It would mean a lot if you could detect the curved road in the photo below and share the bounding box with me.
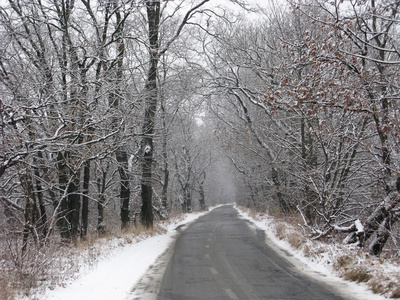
[134,205,348,300]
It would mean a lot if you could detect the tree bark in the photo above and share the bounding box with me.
[198,172,207,210]
[112,7,131,230]
[33,157,48,239]
[81,160,90,239]
[21,171,40,253]
[97,168,107,235]
[56,152,71,241]
[117,149,130,229]
[140,1,161,228]
[67,167,81,245]
[160,89,169,213]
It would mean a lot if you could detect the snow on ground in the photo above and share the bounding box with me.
[34,210,211,300]
[235,205,390,300]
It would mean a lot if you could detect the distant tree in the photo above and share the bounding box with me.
[170,112,212,212]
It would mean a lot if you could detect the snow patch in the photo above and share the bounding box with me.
[355,219,364,233]
[144,145,151,154]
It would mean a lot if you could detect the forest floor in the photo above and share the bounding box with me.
[8,204,400,299]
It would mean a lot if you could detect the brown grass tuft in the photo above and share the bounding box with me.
[248,207,259,219]
[369,276,389,295]
[368,275,400,298]
[0,276,15,300]
[287,232,306,249]
[333,254,356,271]
[342,266,373,283]
[391,286,400,298]
[274,222,287,240]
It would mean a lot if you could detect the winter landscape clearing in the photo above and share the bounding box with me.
[28,205,395,300]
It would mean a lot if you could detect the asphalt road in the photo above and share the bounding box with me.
[149,205,347,300]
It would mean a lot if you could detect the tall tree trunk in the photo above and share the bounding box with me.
[109,7,131,230]
[33,155,48,239]
[199,183,206,210]
[160,90,169,213]
[117,150,130,229]
[57,152,71,241]
[363,58,397,255]
[139,0,210,226]
[21,171,40,253]
[97,167,107,235]
[67,168,81,245]
[22,196,34,254]
[300,115,314,225]
[184,184,192,213]
[35,152,57,244]
[140,1,161,228]
[55,151,81,245]
[81,160,90,239]
[198,172,207,210]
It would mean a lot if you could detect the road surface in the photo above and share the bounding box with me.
[133,205,348,300]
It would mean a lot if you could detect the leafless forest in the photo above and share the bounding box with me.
[1,0,400,296]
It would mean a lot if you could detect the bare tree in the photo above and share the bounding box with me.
[139,0,211,228]
[293,0,400,255]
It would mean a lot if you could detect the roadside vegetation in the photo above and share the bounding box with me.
[0,211,186,299]
[239,206,400,299]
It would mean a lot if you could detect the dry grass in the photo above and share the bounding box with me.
[287,232,306,249]
[368,275,400,298]
[273,220,306,249]
[0,219,172,299]
[369,276,391,294]
[333,254,356,271]
[274,222,287,240]
[303,244,326,258]
[391,286,400,298]
[165,210,185,223]
[245,207,259,219]
[342,266,373,283]
[0,274,15,300]
[127,223,167,236]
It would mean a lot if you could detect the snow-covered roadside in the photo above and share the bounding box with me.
[28,210,211,300]
[24,204,396,300]
[235,205,391,300]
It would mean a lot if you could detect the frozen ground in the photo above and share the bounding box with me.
[30,204,393,300]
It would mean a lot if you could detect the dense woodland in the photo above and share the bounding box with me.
[1,0,400,290]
